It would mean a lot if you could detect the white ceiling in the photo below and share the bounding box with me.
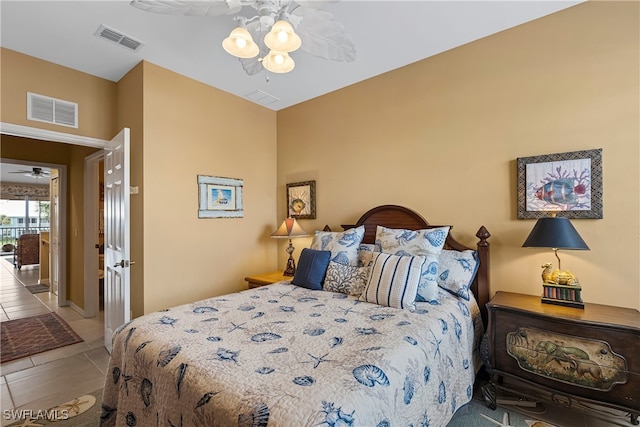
[1,163,51,185]
[0,0,583,111]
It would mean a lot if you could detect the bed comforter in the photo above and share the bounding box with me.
[101,283,484,426]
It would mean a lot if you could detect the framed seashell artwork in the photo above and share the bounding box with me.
[286,180,316,219]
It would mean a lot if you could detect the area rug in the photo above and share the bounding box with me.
[0,312,84,363]
[6,389,102,427]
[26,284,50,294]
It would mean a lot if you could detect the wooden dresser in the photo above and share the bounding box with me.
[482,291,640,425]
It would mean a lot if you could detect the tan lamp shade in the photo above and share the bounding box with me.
[264,20,301,53]
[222,27,259,58]
[271,217,308,238]
[262,50,295,73]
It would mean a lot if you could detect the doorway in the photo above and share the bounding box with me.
[1,123,110,314]
[0,157,68,305]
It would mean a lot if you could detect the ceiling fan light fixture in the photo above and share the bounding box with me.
[262,50,295,73]
[222,27,259,58]
[264,20,301,53]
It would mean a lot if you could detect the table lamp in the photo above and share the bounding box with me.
[522,214,589,308]
[271,217,309,276]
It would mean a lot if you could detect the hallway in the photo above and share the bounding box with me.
[0,255,107,425]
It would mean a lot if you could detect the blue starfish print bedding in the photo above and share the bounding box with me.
[101,283,483,426]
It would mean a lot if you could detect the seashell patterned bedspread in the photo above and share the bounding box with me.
[100,283,484,426]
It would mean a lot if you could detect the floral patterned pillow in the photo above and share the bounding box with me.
[375,225,450,303]
[323,261,371,297]
[310,225,365,266]
[357,243,378,267]
[437,249,479,301]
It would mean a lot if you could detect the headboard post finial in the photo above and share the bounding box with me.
[476,226,490,248]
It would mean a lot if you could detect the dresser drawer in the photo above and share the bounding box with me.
[485,292,640,421]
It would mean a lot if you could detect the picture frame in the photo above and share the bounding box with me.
[198,175,243,218]
[286,180,316,219]
[517,148,602,219]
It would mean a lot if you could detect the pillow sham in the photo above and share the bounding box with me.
[357,243,378,267]
[437,249,479,301]
[291,248,332,290]
[323,261,371,297]
[310,225,364,266]
[359,252,425,310]
[375,225,450,303]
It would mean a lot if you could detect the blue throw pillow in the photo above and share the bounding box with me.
[292,248,332,290]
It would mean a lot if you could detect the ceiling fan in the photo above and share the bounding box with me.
[8,167,51,179]
[130,0,356,75]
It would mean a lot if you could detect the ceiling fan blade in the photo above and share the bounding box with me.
[130,0,247,16]
[294,8,356,62]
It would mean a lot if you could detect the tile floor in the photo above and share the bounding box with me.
[0,255,107,427]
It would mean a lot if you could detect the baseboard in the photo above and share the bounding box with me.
[38,279,50,285]
[68,301,86,317]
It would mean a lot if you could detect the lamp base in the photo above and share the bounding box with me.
[541,282,584,309]
[283,256,296,276]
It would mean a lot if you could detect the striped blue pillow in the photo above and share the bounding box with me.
[359,252,425,310]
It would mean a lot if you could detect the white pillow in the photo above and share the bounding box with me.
[359,252,425,310]
[375,225,450,303]
[323,261,371,297]
[310,225,364,266]
[437,249,479,301]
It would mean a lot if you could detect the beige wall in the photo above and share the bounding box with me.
[0,48,117,140]
[116,62,145,317]
[138,62,278,313]
[277,1,640,309]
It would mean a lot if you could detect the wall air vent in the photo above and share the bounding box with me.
[27,92,78,128]
[94,24,144,52]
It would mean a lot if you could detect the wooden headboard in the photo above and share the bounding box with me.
[341,205,491,326]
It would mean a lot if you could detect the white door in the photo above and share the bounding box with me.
[50,173,60,295]
[104,128,131,353]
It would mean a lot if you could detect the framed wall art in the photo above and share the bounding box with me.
[286,180,316,219]
[517,148,602,219]
[198,175,244,218]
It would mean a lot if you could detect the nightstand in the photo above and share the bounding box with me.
[244,271,291,289]
[482,291,640,425]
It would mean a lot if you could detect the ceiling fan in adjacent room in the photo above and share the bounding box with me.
[130,0,356,75]
[8,167,51,179]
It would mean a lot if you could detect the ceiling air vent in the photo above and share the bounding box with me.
[94,24,144,52]
[245,90,280,106]
[27,92,78,128]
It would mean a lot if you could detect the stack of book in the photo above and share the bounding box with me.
[541,282,584,308]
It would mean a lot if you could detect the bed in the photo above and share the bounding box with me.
[100,205,491,426]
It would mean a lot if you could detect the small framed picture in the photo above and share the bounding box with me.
[198,175,243,218]
[286,180,316,219]
[517,149,602,219]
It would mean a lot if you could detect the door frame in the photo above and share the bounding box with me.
[83,150,103,317]
[1,122,109,310]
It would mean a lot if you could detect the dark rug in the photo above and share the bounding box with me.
[0,312,84,363]
[26,284,50,294]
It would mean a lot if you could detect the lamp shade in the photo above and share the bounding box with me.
[264,20,301,53]
[522,216,589,250]
[271,217,308,238]
[262,50,295,73]
[222,27,259,58]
